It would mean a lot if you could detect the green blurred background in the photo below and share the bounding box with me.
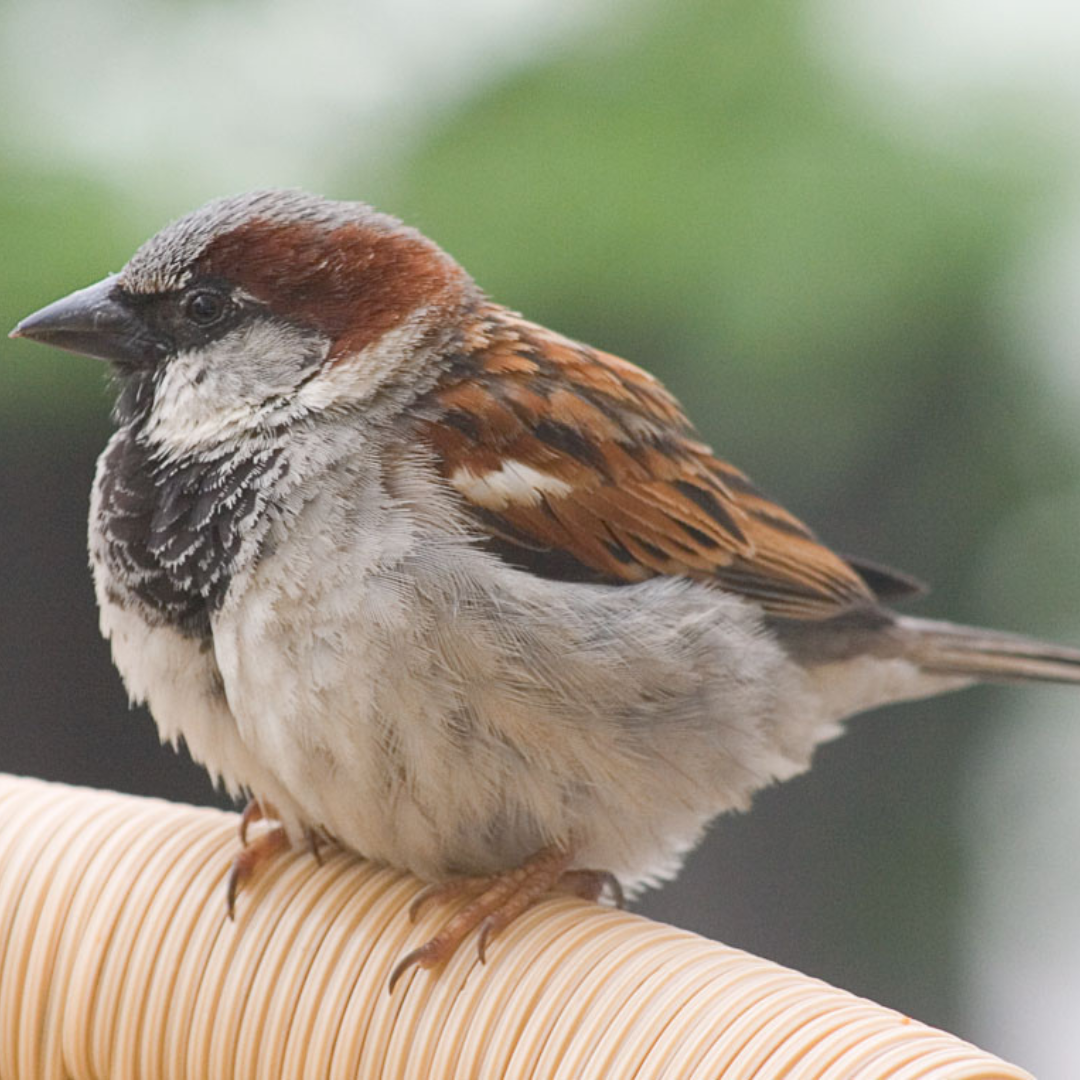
[3,0,1080,1073]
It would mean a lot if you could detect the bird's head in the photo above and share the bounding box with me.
[11,189,475,452]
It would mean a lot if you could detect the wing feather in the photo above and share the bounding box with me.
[420,307,874,620]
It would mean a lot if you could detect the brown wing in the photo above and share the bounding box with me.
[419,307,873,620]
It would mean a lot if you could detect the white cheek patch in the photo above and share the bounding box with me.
[143,305,446,458]
[146,357,261,454]
[449,460,573,510]
[145,321,328,456]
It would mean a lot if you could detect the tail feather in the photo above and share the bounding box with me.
[898,615,1080,686]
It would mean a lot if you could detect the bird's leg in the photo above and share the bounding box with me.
[230,797,309,910]
[229,797,334,915]
[238,796,278,846]
[306,826,327,865]
[388,846,623,992]
[226,826,290,917]
[557,869,626,908]
[406,873,498,922]
[228,800,334,916]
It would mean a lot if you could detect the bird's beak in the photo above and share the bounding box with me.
[9,276,161,367]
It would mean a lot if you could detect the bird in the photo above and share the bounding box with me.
[11,189,1080,990]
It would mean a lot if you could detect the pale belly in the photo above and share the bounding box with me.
[206,533,814,892]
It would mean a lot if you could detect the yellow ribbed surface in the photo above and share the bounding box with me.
[0,775,1031,1079]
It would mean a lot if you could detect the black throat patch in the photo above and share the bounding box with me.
[95,430,286,638]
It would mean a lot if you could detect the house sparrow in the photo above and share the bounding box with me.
[11,189,1080,989]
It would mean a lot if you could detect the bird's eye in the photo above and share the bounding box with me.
[184,289,228,326]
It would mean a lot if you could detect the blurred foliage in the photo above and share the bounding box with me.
[1,171,148,425]
[2,0,1077,1050]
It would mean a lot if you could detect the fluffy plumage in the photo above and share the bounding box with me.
[12,189,1080,964]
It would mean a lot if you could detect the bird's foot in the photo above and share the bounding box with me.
[226,824,290,917]
[227,797,326,915]
[238,796,278,845]
[557,868,626,907]
[388,846,623,992]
